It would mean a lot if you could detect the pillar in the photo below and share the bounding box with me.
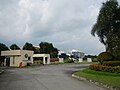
[4,57,6,66]
[43,57,46,64]
[47,55,50,64]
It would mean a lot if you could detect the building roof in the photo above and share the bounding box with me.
[71,49,84,54]
[1,50,33,56]
[71,49,80,52]
[33,46,40,49]
[33,54,50,57]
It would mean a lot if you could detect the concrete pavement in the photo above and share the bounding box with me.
[0,64,109,90]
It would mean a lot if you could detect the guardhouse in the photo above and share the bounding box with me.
[1,50,34,67]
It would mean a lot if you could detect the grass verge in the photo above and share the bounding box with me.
[74,68,120,88]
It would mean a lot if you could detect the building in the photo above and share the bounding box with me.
[71,49,85,59]
[1,50,34,67]
[58,51,68,59]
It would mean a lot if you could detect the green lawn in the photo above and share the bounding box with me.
[74,68,120,88]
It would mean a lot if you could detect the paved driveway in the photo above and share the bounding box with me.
[0,64,109,90]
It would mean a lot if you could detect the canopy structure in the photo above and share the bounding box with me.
[33,54,50,64]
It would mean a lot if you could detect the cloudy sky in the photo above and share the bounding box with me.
[0,0,114,55]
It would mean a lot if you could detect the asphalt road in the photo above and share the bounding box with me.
[0,64,109,90]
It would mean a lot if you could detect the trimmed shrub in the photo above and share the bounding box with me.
[64,59,74,63]
[92,58,98,62]
[97,52,113,65]
[103,61,120,67]
[89,64,120,73]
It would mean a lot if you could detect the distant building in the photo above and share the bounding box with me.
[71,49,85,59]
[58,49,85,60]
[58,51,68,59]
[33,46,40,54]
[33,46,39,50]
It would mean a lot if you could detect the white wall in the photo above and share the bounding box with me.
[87,58,92,62]
[59,58,64,63]
[10,56,22,67]
[79,58,83,62]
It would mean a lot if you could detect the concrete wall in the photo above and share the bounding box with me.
[20,50,34,64]
[10,56,22,67]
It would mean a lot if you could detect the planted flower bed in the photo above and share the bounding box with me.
[89,64,120,73]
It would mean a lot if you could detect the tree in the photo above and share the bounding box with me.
[0,43,9,52]
[110,7,120,58]
[39,42,58,58]
[34,46,40,54]
[52,48,58,58]
[10,44,20,50]
[91,0,120,58]
[23,42,35,51]
[0,43,9,66]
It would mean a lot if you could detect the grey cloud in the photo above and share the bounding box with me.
[0,0,106,54]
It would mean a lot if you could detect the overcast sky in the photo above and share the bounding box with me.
[0,0,115,55]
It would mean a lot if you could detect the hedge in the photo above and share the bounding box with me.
[89,64,120,73]
[64,59,74,63]
[103,61,120,67]
[97,52,113,65]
